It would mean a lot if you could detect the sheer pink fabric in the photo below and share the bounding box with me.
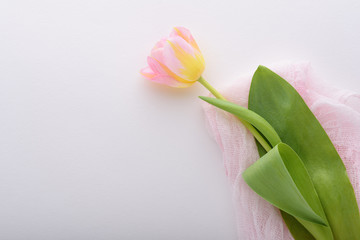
[202,62,360,240]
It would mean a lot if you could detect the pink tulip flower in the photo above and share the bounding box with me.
[140,27,205,88]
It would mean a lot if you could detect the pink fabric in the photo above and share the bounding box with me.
[202,62,360,240]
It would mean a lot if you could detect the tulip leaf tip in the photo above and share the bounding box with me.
[199,96,212,101]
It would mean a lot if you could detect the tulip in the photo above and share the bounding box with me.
[140,27,205,88]
[141,27,271,152]
[141,28,360,239]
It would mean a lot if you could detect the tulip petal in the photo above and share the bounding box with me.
[148,54,193,84]
[162,36,205,82]
[151,37,167,52]
[150,48,165,65]
[140,64,193,88]
[171,26,201,52]
[147,56,168,76]
[140,66,156,79]
[150,74,193,88]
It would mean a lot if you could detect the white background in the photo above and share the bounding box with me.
[1,0,360,239]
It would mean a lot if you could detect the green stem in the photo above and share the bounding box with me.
[197,76,272,152]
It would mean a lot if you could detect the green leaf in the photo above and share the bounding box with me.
[255,139,316,239]
[249,66,360,239]
[244,143,333,239]
[256,142,317,239]
[200,95,332,239]
[199,96,281,147]
[281,212,316,240]
[243,143,327,226]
